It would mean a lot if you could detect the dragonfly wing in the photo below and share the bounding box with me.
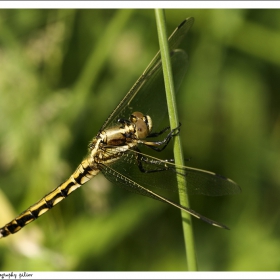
[101,149,241,197]
[102,50,188,133]
[180,166,241,196]
[100,153,231,229]
[101,17,194,132]
[136,151,241,196]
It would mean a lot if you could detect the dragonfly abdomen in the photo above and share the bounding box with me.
[0,159,99,238]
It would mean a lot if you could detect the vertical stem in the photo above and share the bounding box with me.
[154,9,197,271]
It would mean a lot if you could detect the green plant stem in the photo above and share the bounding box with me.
[154,9,198,271]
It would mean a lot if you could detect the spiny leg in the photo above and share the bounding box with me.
[134,124,180,173]
[141,124,181,152]
[146,126,171,138]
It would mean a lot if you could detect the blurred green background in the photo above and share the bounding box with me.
[0,9,280,271]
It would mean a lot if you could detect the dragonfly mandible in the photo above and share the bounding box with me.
[0,17,241,239]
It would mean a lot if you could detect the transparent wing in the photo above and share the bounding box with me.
[99,162,231,229]
[99,148,241,197]
[101,17,194,132]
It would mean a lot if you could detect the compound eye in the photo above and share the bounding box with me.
[130,111,143,123]
[130,112,150,139]
[135,118,149,139]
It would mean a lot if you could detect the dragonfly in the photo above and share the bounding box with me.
[0,17,241,239]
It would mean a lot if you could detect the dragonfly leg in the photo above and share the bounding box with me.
[148,123,182,138]
[141,124,181,152]
[146,126,170,138]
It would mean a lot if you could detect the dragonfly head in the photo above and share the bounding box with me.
[130,111,152,139]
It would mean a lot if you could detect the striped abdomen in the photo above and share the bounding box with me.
[0,158,98,238]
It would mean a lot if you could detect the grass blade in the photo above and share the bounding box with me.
[154,9,197,271]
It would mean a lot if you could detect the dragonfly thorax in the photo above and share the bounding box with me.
[89,111,152,152]
[88,112,153,165]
